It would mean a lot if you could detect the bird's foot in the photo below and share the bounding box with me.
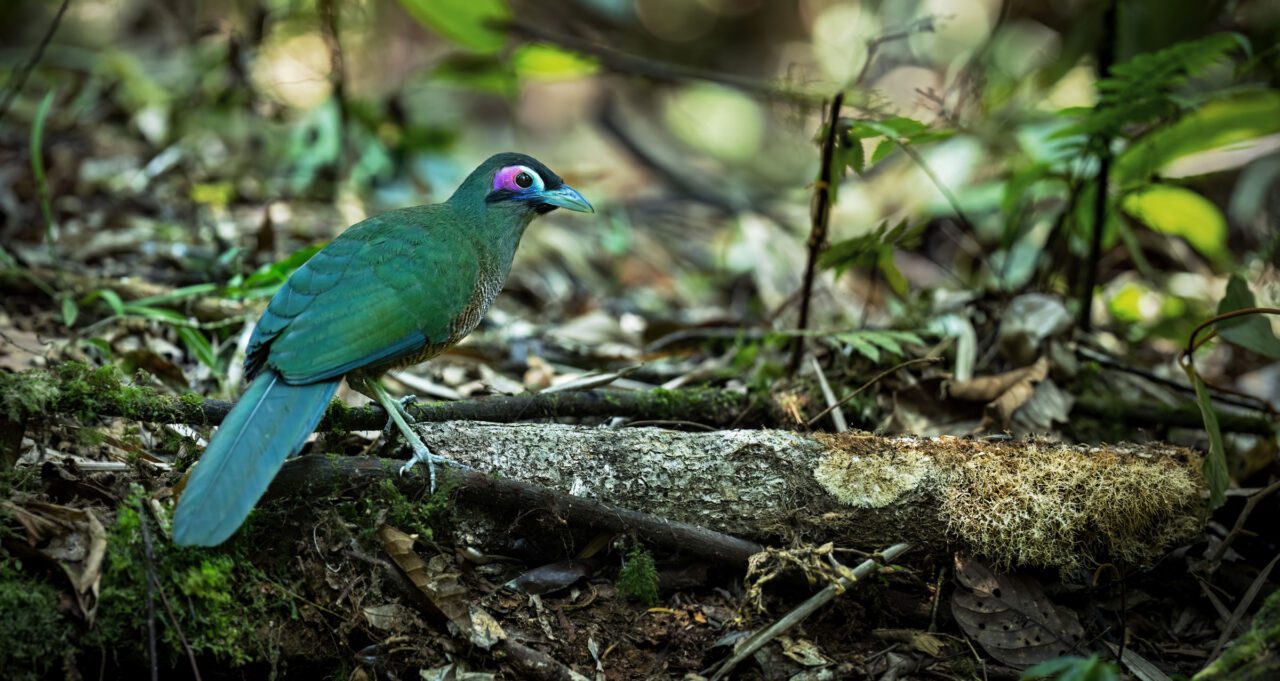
[400,443,447,492]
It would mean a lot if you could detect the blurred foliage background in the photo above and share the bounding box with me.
[1,0,1278,462]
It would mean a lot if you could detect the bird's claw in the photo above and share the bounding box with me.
[400,444,443,492]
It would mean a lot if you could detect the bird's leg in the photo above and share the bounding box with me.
[356,377,445,491]
[377,394,419,452]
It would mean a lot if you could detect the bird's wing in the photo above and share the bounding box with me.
[246,211,479,384]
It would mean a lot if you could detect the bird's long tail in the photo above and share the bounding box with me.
[173,370,339,546]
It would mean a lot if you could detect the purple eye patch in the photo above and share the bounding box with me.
[493,165,539,192]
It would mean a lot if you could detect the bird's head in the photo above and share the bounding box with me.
[450,152,593,222]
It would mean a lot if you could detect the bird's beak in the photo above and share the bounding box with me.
[541,184,594,213]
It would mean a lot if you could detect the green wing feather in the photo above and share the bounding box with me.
[247,205,480,384]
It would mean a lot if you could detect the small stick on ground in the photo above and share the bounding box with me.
[707,543,912,679]
[1209,480,1280,564]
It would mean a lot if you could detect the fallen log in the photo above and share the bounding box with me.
[275,422,1205,571]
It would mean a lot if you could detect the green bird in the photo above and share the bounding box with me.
[172,153,593,546]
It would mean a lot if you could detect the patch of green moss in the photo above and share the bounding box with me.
[338,474,452,544]
[0,368,59,421]
[88,486,291,667]
[617,545,659,606]
[1196,589,1280,680]
[50,363,155,421]
[0,559,73,680]
[179,391,205,414]
[322,399,353,436]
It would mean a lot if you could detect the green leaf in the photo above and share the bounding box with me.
[61,297,78,327]
[871,138,896,165]
[833,330,925,362]
[1185,362,1229,511]
[1120,185,1228,261]
[1114,91,1280,187]
[513,44,597,80]
[432,54,516,93]
[230,244,324,299]
[1216,275,1280,359]
[397,0,509,54]
[870,116,929,138]
[876,248,909,297]
[177,326,218,370]
[841,334,880,363]
[1054,33,1250,145]
[860,330,904,356]
[819,220,923,273]
[89,289,126,316]
[130,283,219,308]
[840,136,866,176]
[79,337,113,359]
[122,304,189,325]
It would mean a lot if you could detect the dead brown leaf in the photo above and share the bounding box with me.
[3,501,106,623]
[950,553,1083,668]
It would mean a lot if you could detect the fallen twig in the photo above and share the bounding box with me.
[1072,396,1273,437]
[707,543,912,679]
[1208,479,1280,564]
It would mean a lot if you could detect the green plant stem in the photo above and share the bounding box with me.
[1186,307,1280,357]
[29,90,57,269]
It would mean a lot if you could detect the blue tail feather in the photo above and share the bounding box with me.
[173,371,339,546]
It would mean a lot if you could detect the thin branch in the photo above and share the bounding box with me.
[1072,396,1274,437]
[317,0,346,192]
[1079,0,1117,331]
[1185,307,1280,358]
[1209,479,1280,564]
[1209,551,1280,662]
[1077,345,1275,414]
[0,0,71,123]
[137,502,159,681]
[789,90,844,375]
[32,377,781,431]
[896,143,982,242]
[140,504,203,681]
[806,356,940,428]
[707,543,912,680]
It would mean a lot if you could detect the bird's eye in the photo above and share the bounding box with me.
[493,165,543,193]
